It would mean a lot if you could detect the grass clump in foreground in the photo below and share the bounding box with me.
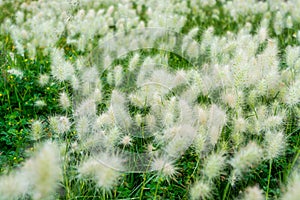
[0,0,300,199]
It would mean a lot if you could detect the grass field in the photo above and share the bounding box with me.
[0,0,299,199]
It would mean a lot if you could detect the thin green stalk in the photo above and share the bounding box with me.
[135,174,155,198]
[64,138,71,200]
[139,157,154,199]
[265,159,273,200]
[191,156,200,178]
[286,148,300,180]
[102,190,106,200]
[139,173,147,200]
[154,178,162,200]
[64,162,70,199]
[13,86,21,111]
[222,180,231,200]
[5,89,12,112]
[80,181,85,195]
[139,125,150,200]
[291,149,300,170]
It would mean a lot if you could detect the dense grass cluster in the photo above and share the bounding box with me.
[0,0,299,199]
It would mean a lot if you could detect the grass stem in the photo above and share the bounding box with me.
[265,159,273,200]
[154,178,162,200]
[222,181,230,200]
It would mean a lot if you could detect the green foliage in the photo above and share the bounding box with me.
[0,42,62,171]
[0,1,300,200]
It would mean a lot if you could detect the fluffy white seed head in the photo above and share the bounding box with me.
[187,27,199,39]
[145,114,157,132]
[147,143,156,153]
[80,67,99,85]
[59,91,71,110]
[203,152,226,180]
[0,172,29,200]
[31,120,43,140]
[102,127,122,148]
[129,92,146,108]
[280,170,300,200]
[286,15,293,29]
[75,99,97,117]
[23,141,62,200]
[230,142,263,180]
[196,106,208,125]
[103,55,112,69]
[78,153,124,191]
[95,109,115,128]
[207,104,227,146]
[264,114,284,130]
[201,27,214,53]
[257,26,268,42]
[34,100,47,108]
[120,135,133,146]
[107,71,114,86]
[76,116,90,139]
[193,127,207,156]
[178,99,195,125]
[90,88,102,103]
[38,74,49,86]
[286,45,300,68]
[128,53,140,72]
[71,75,80,91]
[49,116,71,134]
[135,113,143,126]
[151,156,178,179]
[165,125,197,158]
[284,80,300,106]
[222,90,238,109]
[49,116,59,133]
[114,65,123,87]
[51,48,74,82]
[264,131,285,160]
[57,116,71,134]
[111,90,132,130]
[187,40,200,59]
[241,185,264,200]
[233,117,247,133]
[273,11,284,35]
[190,180,212,200]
